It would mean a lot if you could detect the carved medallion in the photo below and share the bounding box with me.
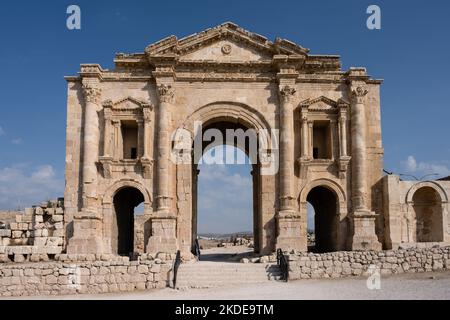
[221,44,232,55]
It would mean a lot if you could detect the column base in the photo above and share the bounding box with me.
[66,210,107,254]
[351,210,382,251]
[146,216,178,256]
[275,210,306,252]
[67,236,106,254]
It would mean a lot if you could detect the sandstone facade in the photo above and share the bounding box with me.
[59,22,449,258]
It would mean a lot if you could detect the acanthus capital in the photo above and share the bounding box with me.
[351,86,368,104]
[157,84,175,103]
[279,85,297,103]
[82,84,102,105]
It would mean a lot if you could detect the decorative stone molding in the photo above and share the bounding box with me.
[140,157,154,180]
[351,86,368,104]
[221,44,232,55]
[98,156,113,179]
[157,84,175,103]
[82,84,102,105]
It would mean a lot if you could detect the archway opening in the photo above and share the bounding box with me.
[306,186,338,253]
[113,187,145,256]
[412,187,443,242]
[192,120,260,261]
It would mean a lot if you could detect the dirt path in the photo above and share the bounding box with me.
[6,271,450,300]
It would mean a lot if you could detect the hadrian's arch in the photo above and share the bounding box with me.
[175,102,276,257]
[65,22,391,256]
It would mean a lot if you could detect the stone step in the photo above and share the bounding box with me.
[174,262,284,289]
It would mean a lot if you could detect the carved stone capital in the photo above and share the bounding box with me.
[82,84,102,105]
[157,84,175,103]
[351,86,368,104]
[278,85,296,103]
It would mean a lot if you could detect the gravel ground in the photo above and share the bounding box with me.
[6,270,450,300]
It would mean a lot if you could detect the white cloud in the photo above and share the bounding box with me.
[0,164,64,210]
[401,155,450,179]
[0,126,5,136]
[11,138,23,145]
[197,159,253,234]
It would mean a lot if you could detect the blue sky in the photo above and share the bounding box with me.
[0,1,449,233]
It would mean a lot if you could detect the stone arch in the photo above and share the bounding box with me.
[299,179,349,251]
[183,101,272,132]
[101,179,152,255]
[299,178,347,212]
[405,182,447,243]
[103,179,152,206]
[175,101,276,257]
[181,101,273,149]
[405,181,448,204]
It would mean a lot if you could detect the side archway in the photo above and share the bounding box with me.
[299,179,349,252]
[102,180,152,255]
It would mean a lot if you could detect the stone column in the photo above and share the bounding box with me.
[81,82,101,212]
[279,85,296,213]
[300,114,309,159]
[112,120,121,161]
[339,112,348,157]
[308,121,314,159]
[67,80,105,254]
[351,86,369,211]
[137,119,144,158]
[330,119,337,159]
[103,109,112,157]
[142,108,152,160]
[146,83,177,255]
[275,85,305,252]
[350,85,381,251]
[155,84,174,213]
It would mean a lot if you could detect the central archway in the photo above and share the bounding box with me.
[192,120,261,259]
[177,101,275,258]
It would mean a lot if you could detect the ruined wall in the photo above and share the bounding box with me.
[0,254,173,297]
[287,245,450,280]
[0,200,65,263]
[382,176,450,249]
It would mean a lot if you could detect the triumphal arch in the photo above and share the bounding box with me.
[63,22,449,259]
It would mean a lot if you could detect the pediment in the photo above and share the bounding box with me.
[145,22,309,62]
[179,38,271,62]
[103,97,152,110]
[300,96,338,111]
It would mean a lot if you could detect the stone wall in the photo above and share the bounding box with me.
[287,246,450,280]
[0,200,65,263]
[0,254,173,297]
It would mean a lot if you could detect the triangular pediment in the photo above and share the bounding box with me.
[103,97,152,110]
[300,96,338,111]
[145,22,310,61]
